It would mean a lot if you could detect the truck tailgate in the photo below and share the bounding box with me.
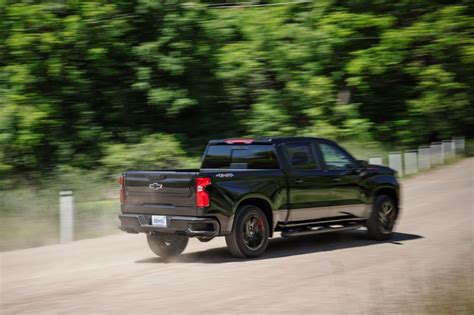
[122,170,199,215]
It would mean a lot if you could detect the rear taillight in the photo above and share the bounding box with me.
[196,177,211,208]
[119,175,125,204]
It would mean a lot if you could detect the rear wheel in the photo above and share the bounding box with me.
[225,205,269,258]
[196,236,214,242]
[366,195,397,240]
[147,233,188,258]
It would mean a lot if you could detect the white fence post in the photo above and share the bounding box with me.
[389,152,403,177]
[451,139,456,158]
[453,137,465,155]
[369,156,383,166]
[60,191,74,243]
[404,150,418,175]
[418,146,431,171]
[430,142,444,166]
[442,140,455,161]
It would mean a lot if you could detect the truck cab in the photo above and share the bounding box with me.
[119,137,400,258]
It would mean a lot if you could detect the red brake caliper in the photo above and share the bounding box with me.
[258,217,264,231]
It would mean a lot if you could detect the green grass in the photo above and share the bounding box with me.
[0,196,120,252]
[0,169,121,251]
[465,138,474,156]
[339,140,392,162]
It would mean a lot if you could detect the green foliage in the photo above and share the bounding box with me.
[1,1,473,175]
[345,4,474,143]
[101,133,199,172]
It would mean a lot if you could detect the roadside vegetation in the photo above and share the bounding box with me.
[1,1,473,250]
[0,169,120,250]
[1,1,472,176]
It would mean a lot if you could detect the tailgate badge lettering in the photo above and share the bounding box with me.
[149,183,163,190]
[216,173,234,178]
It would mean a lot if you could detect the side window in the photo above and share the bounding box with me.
[231,146,279,169]
[319,143,353,170]
[201,145,279,169]
[284,143,318,169]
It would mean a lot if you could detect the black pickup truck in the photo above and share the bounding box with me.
[119,137,399,258]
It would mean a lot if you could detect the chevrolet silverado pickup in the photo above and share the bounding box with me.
[119,137,400,258]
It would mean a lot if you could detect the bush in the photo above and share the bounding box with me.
[101,133,199,172]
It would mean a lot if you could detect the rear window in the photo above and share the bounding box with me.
[201,145,279,169]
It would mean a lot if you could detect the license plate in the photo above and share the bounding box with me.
[151,215,167,227]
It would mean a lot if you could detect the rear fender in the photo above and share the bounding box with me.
[224,194,281,237]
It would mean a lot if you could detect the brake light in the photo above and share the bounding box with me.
[119,175,125,204]
[225,138,254,144]
[196,177,211,208]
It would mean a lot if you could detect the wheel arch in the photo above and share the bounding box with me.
[229,195,275,237]
[373,186,400,207]
[373,186,400,218]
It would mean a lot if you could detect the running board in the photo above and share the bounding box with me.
[279,217,365,229]
[281,224,363,238]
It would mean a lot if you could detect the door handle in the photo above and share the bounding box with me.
[295,178,304,183]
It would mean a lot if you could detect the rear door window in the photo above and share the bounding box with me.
[284,143,319,169]
[202,145,279,169]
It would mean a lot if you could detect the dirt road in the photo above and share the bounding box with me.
[1,159,473,314]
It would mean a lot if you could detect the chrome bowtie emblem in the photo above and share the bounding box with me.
[149,183,163,190]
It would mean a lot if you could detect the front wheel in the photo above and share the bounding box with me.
[147,233,188,258]
[366,195,398,240]
[225,205,270,258]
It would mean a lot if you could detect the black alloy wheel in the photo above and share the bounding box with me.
[242,213,266,251]
[366,195,398,240]
[225,205,270,258]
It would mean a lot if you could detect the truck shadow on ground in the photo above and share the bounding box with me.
[136,230,422,264]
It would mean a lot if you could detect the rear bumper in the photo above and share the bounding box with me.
[119,214,220,237]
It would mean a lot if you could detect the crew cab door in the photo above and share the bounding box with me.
[283,142,338,221]
[313,140,367,217]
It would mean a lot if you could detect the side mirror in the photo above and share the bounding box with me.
[355,160,368,168]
